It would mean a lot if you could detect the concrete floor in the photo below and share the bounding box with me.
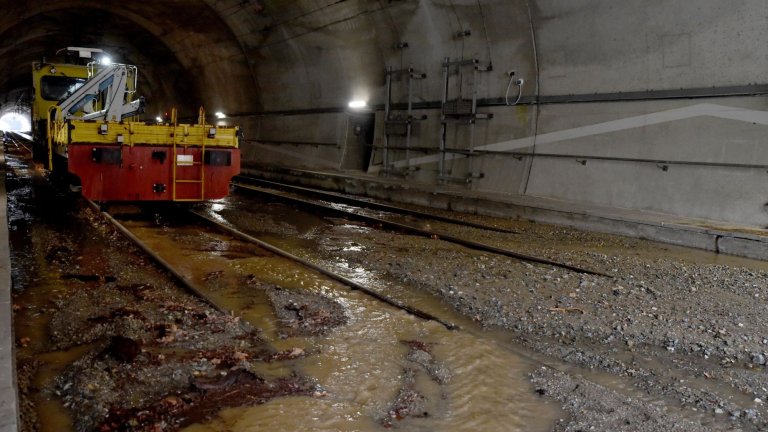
[0,145,19,432]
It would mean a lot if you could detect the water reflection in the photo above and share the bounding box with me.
[121,215,562,431]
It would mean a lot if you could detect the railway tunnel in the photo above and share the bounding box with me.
[3,1,768,431]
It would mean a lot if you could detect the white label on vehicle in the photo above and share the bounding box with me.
[176,154,194,166]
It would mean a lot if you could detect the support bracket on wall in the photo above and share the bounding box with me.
[382,65,427,177]
[439,57,492,186]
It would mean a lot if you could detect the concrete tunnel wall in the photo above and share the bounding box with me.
[0,0,259,119]
[234,0,768,228]
[0,0,766,228]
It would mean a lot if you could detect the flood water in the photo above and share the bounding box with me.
[10,146,768,430]
[120,210,564,431]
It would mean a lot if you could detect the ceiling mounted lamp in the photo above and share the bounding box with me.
[348,100,367,110]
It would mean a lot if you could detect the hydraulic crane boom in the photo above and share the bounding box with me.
[56,63,144,122]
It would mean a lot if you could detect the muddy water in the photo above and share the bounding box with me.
[119,211,564,431]
[201,194,768,426]
[6,150,78,431]
[15,164,766,430]
[13,272,84,432]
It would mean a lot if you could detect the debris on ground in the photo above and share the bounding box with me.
[266,285,348,337]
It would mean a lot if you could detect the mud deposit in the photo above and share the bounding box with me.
[6,153,322,431]
[265,284,347,337]
[379,341,450,427]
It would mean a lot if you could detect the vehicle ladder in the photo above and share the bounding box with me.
[171,107,207,201]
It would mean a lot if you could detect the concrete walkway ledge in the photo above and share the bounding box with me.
[0,145,19,432]
[244,165,768,262]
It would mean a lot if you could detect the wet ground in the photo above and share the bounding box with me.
[8,149,564,431]
[206,189,768,431]
[8,142,768,431]
[6,152,328,431]
[115,206,561,431]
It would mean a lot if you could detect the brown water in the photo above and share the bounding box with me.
[13,273,85,432]
[117,212,565,431]
[13,158,768,430]
[197,194,768,427]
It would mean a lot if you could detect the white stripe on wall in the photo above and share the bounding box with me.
[392,103,768,168]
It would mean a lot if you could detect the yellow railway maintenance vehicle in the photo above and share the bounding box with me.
[32,47,240,201]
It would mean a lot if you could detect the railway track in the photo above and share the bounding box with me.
[81,197,583,429]
[89,199,458,330]
[86,197,618,372]
[3,131,32,154]
[83,196,720,432]
[86,198,608,388]
[233,177,611,277]
[235,176,519,234]
[7,132,759,431]
[85,197,613,381]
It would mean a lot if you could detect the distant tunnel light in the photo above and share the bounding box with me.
[0,113,31,132]
[348,100,368,109]
[215,112,226,119]
[100,56,112,66]
[155,116,163,123]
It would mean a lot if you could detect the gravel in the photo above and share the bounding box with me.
[226,195,768,431]
[11,148,768,432]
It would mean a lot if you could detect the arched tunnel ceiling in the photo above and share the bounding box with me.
[0,9,198,115]
[0,1,760,120]
[0,0,531,117]
[0,0,424,118]
[0,0,261,118]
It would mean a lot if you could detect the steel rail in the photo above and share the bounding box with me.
[234,184,611,277]
[189,210,458,330]
[234,176,519,234]
[5,132,32,154]
[72,198,738,430]
[86,198,457,330]
[84,199,227,314]
[80,197,726,424]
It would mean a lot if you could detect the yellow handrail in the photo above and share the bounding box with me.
[199,106,206,200]
[46,106,62,171]
[171,108,178,201]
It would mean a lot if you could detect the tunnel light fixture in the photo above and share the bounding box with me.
[215,112,226,119]
[348,100,368,109]
[100,56,112,66]
[0,112,31,132]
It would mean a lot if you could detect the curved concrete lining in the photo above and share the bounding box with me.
[0,0,765,229]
